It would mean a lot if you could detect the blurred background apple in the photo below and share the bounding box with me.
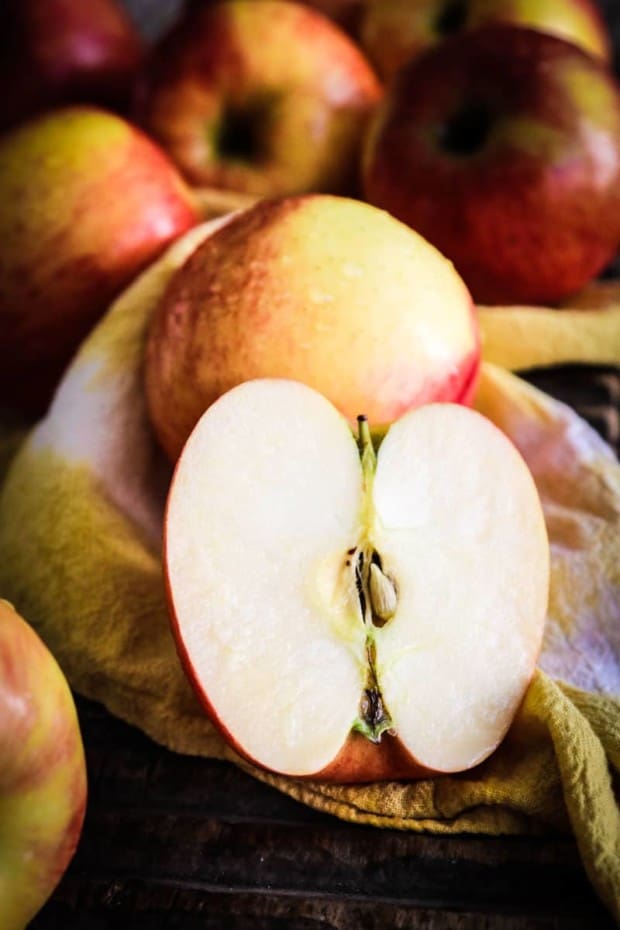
[357,0,612,81]
[0,0,145,132]
[133,0,381,197]
[363,25,620,305]
[0,107,199,415]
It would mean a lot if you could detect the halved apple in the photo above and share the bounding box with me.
[164,380,549,782]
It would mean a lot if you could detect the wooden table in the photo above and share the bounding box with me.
[30,365,619,930]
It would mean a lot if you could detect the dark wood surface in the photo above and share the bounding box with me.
[29,365,620,930]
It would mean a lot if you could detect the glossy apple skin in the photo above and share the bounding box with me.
[0,599,87,930]
[145,195,479,461]
[0,0,144,132]
[0,106,199,415]
[359,0,612,80]
[134,0,382,197]
[363,26,620,306]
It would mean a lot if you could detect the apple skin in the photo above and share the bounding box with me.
[0,106,199,415]
[134,0,382,198]
[0,0,144,132]
[145,194,480,461]
[363,25,620,306]
[0,599,87,930]
[358,0,612,81]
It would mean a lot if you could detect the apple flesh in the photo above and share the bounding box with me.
[0,106,198,415]
[0,0,144,132]
[145,194,479,461]
[358,0,612,81]
[362,25,620,305]
[165,380,549,781]
[0,599,87,929]
[134,0,382,197]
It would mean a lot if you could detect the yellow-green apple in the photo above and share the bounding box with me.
[0,0,144,132]
[164,379,549,780]
[0,599,87,929]
[0,106,199,415]
[362,26,620,306]
[134,0,382,197]
[144,194,480,461]
[358,0,612,81]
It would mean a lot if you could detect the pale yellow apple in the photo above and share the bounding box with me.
[145,194,480,461]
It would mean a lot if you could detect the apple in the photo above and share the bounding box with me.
[164,378,549,781]
[358,0,612,81]
[0,598,87,929]
[362,25,620,306]
[0,106,199,415]
[133,0,382,197]
[186,0,365,32]
[144,194,480,462]
[0,0,144,132]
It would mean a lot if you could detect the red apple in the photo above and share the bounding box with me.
[134,0,382,197]
[144,194,480,462]
[358,0,612,81]
[363,25,620,305]
[0,106,199,415]
[164,379,549,781]
[0,599,87,929]
[0,0,144,132]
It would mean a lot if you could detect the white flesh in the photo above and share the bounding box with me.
[166,380,367,776]
[372,404,549,772]
[167,382,549,777]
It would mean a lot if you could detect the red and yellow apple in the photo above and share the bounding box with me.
[0,0,144,131]
[164,379,549,781]
[134,0,382,197]
[145,194,480,461]
[363,25,620,305]
[0,106,199,415]
[0,599,87,929]
[358,0,612,81]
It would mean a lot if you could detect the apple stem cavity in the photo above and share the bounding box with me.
[434,0,469,36]
[437,102,493,157]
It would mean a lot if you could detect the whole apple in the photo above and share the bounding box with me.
[363,26,620,305]
[0,599,87,929]
[134,0,382,197]
[0,106,199,415]
[145,194,479,462]
[358,0,612,80]
[0,0,144,132]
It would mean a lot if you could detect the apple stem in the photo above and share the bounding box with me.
[357,415,376,481]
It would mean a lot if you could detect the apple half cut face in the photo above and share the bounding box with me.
[165,380,549,782]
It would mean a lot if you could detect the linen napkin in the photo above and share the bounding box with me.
[0,223,618,921]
